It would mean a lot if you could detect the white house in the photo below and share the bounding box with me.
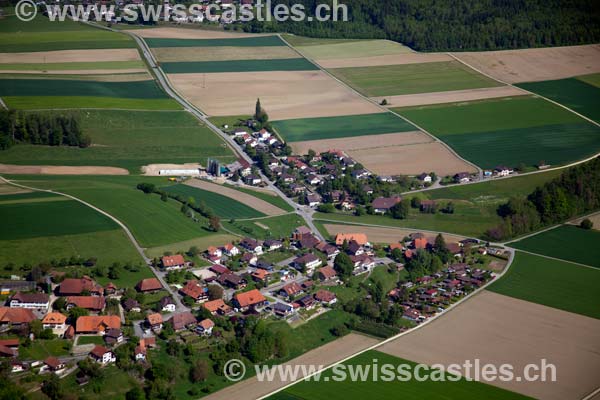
[90,346,116,365]
[10,293,49,311]
[223,243,240,256]
[293,254,322,273]
[196,319,214,336]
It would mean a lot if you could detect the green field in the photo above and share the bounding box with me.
[330,61,502,97]
[272,112,416,142]
[282,35,365,47]
[162,183,266,219]
[269,351,529,400]
[18,339,71,360]
[577,73,600,88]
[233,186,294,212]
[0,15,134,52]
[161,58,318,73]
[397,96,600,168]
[293,39,411,60]
[0,110,234,172]
[77,336,106,345]
[517,76,600,123]
[224,213,304,240]
[488,251,600,319]
[2,96,181,110]
[145,35,285,48]
[509,225,600,268]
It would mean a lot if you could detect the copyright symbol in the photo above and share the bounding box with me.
[15,0,37,22]
[223,359,246,382]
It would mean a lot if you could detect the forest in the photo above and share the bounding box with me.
[0,110,90,150]
[242,0,600,51]
[486,157,600,240]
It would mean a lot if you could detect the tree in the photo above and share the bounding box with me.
[190,360,209,383]
[390,201,409,219]
[333,252,354,279]
[410,197,421,209]
[209,216,221,232]
[207,284,224,301]
[53,297,66,311]
[254,98,269,125]
[580,218,594,230]
[41,375,62,400]
[69,306,89,320]
[126,386,145,400]
[136,183,156,194]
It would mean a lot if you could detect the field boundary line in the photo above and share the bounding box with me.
[505,248,599,271]
[279,34,483,178]
[582,387,600,400]
[258,248,516,399]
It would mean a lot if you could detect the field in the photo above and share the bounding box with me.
[292,39,412,61]
[160,58,318,73]
[17,339,71,360]
[2,96,180,110]
[488,251,600,318]
[517,76,600,123]
[131,27,270,39]
[167,70,382,120]
[0,49,142,64]
[509,225,600,267]
[378,290,600,400]
[162,183,267,219]
[270,350,529,400]
[323,223,466,244]
[0,110,234,173]
[232,186,294,212]
[329,61,502,97]
[145,35,285,48]
[272,113,415,142]
[317,53,452,69]
[396,96,600,168]
[223,214,305,240]
[183,179,287,216]
[451,44,600,83]
[153,46,299,62]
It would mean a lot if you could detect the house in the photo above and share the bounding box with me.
[104,283,117,296]
[292,254,322,273]
[233,289,266,311]
[217,274,247,290]
[42,312,67,332]
[346,240,365,256]
[159,296,176,312]
[273,302,294,317]
[298,234,320,249]
[136,278,162,293]
[233,128,248,136]
[202,299,233,316]
[263,239,282,252]
[292,226,312,241]
[89,345,116,365]
[413,237,429,250]
[244,175,262,186]
[9,292,50,311]
[351,169,370,180]
[297,294,316,309]
[0,280,35,295]
[207,246,223,262]
[103,328,124,346]
[42,357,65,373]
[180,281,208,303]
[350,254,375,273]
[306,174,322,185]
[417,173,432,183]
[315,242,339,259]
[75,316,121,334]
[280,282,303,299]
[123,298,141,313]
[146,313,163,332]
[66,296,106,312]
[494,165,513,177]
[134,337,155,362]
[210,264,231,275]
[454,172,471,184]
[58,276,102,296]
[161,254,187,271]
[11,361,24,372]
[196,319,214,336]
[314,290,337,306]
[334,233,369,246]
[168,312,197,331]
[0,344,16,358]
[372,197,402,214]
[447,243,462,257]
[306,193,322,207]
[256,260,274,272]
[420,200,436,212]
[251,269,269,282]
[402,308,422,322]
[0,307,36,328]
[317,266,337,281]
[240,253,258,266]
[240,237,263,254]
[223,243,240,257]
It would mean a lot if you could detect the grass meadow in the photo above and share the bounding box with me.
[272,112,416,142]
[2,96,180,110]
[160,58,318,73]
[330,61,502,96]
[223,213,305,240]
[488,251,600,319]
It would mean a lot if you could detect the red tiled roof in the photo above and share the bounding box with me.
[59,276,102,296]
[335,233,368,246]
[146,313,163,325]
[76,316,120,333]
[234,289,266,308]
[202,299,231,314]
[0,339,19,348]
[67,296,105,310]
[90,345,110,358]
[0,307,36,324]
[199,319,214,330]
[414,237,428,249]
[42,312,67,325]
[314,289,336,303]
[11,292,49,304]
[162,254,185,267]
[180,281,206,300]
[44,357,62,369]
[318,266,337,280]
[372,196,401,210]
[136,278,162,292]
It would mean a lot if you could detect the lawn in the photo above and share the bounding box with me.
[145,35,285,47]
[396,96,600,168]
[161,58,318,73]
[269,351,530,400]
[60,365,139,400]
[488,251,600,319]
[77,336,105,345]
[0,110,234,173]
[329,61,502,97]
[162,183,266,219]
[18,339,71,360]
[223,213,305,240]
[517,77,600,123]
[509,225,600,268]
[272,112,416,142]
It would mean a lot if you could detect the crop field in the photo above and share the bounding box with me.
[0,48,142,64]
[272,112,416,142]
[152,46,299,62]
[292,39,412,60]
[2,96,180,110]
[517,76,600,123]
[396,96,600,168]
[162,183,266,219]
[0,15,134,52]
[329,61,502,97]
[0,110,234,173]
[145,35,285,48]
[509,225,600,268]
[488,251,600,319]
[269,351,527,400]
[224,214,305,240]
[160,58,318,73]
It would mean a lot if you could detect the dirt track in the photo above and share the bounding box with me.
[452,44,600,83]
[290,131,431,155]
[378,290,600,400]
[202,333,379,400]
[184,179,286,216]
[0,180,31,195]
[323,224,466,244]
[0,49,141,63]
[348,142,477,176]
[0,164,129,175]
[168,70,382,120]
[319,53,452,68]
[131,27,269,39]
[372,86,528,108]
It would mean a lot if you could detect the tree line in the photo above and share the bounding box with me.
[486,157,600,240]
[240,0,600,51]
[0,110,90,150]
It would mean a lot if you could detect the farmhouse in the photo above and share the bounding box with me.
[58,276,102,296]
[42,312,67,332]
[0,307,36,327]
[9,293,49,311]
[202,299,233,316]
[233,289,266,311]
[161,254,187,270]
[76,316,121,334]
[136,278,163,293]
[66,296,106,312]
[168,312,197,332]
[372,197,402,214]
[89,345,116,365]
[180,281,208,303]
